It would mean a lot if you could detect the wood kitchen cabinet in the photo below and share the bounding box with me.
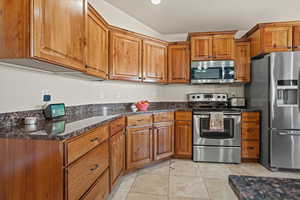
[153,112,175,160]
[262,25,293,52]
[293,26,300,51]
[0,0,86,71]
[241,112,260,162]
[109,29,143,81]
[126,114,153,170]
[110,117,126,189]
[190,35,212,60]
[190,31,236,61]
[0,123,111,200]
[143,40,168,83]
[126,126,153,170]
[86,4,109,79]
[110,130,125,188]
[153,122,174,160]
[174,111,193,159]
[213,34,235,60]
[235,41,251,83]
[242,21,300,57]
[168,42,190,83]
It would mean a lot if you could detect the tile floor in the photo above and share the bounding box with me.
[108,159,300,200]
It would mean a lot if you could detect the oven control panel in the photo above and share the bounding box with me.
[188,93,228,102]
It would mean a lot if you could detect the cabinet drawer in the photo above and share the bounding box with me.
[175,111,192,121]
[110,117,126,136]
[242,126,260,140]
[67,141,109,200]
[80,169,109,200]
[242,112,260,123]
[153,112,174,123]
[242,141,260,159]
[127,114,153,127]
[66,124,109,164]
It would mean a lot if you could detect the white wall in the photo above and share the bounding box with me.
[0,0,244,113]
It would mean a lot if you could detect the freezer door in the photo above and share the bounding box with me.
[271,130,300,169]
[270,52,300,130]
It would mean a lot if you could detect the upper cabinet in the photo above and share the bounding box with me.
[242,22,300,57]
[293,26,300,51]
[212,34,235,60]
[235,41,251,83]
[109,29,143,81]
[86,4,109,79]
[0,0,87,71]
[190,36,212,60]
[262,25,293,52]
[143,40,168,83]
[190,31,236,61]
[168,42,190,83]
[33,0,86,71]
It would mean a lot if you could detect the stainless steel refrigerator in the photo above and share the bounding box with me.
[246,51,300,170]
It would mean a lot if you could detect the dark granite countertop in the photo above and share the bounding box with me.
[229,175,300,200]
[0,106,258,141]
[0,108,191,140]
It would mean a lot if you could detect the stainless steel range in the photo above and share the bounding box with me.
[189,93,241,164]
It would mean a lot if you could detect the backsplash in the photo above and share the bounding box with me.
[0,102,189,128]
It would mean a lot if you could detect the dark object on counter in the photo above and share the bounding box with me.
[44,103,65,119]
[229,175,300,200]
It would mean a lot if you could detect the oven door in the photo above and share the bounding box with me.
[193,113,241,147]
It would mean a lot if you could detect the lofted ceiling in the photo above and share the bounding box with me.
[104,0,300,34]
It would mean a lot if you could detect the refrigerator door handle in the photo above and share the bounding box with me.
[298,71,300,111]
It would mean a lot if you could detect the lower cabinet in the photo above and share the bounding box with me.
[174,120,193,158]
[66,140,109,200]
[153,122,174,160]
[81,169,110,200]
[126,112,175,171]
[110,129,125,187]
[126,125,153,170]
[241,112,260,162]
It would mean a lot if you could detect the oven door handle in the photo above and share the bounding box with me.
[196,115,240,119]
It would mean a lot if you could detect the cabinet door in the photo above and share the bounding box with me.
[174,121,192,158]
[110,31,142,81]
[153,122,174,161]
[262,25,293,52]
[32,0,86,71]
[143,40,168,83]
[212,34,235,60]
[293,26,300,51]
[110,130,125,188]
[86,5,109,79]
[168,43,190,83]
[191,36,212,61]
[235,41,251,83]
[126,126,153,170]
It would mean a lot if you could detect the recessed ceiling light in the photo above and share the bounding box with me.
[151,0,161,5]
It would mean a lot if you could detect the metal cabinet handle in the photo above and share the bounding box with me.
[90,164,100,171]
[90,137,99,142]
[247,146,255,150]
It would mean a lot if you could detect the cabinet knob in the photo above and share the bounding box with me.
[288,46,292,49]
[90,164,100,171]
[90,137,99,142]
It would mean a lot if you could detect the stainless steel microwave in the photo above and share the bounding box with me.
[191,60,235,84]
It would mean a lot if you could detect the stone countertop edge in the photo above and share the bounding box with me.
[0,108,191,141]
[228,175,300,200]
[0,107,258,141]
